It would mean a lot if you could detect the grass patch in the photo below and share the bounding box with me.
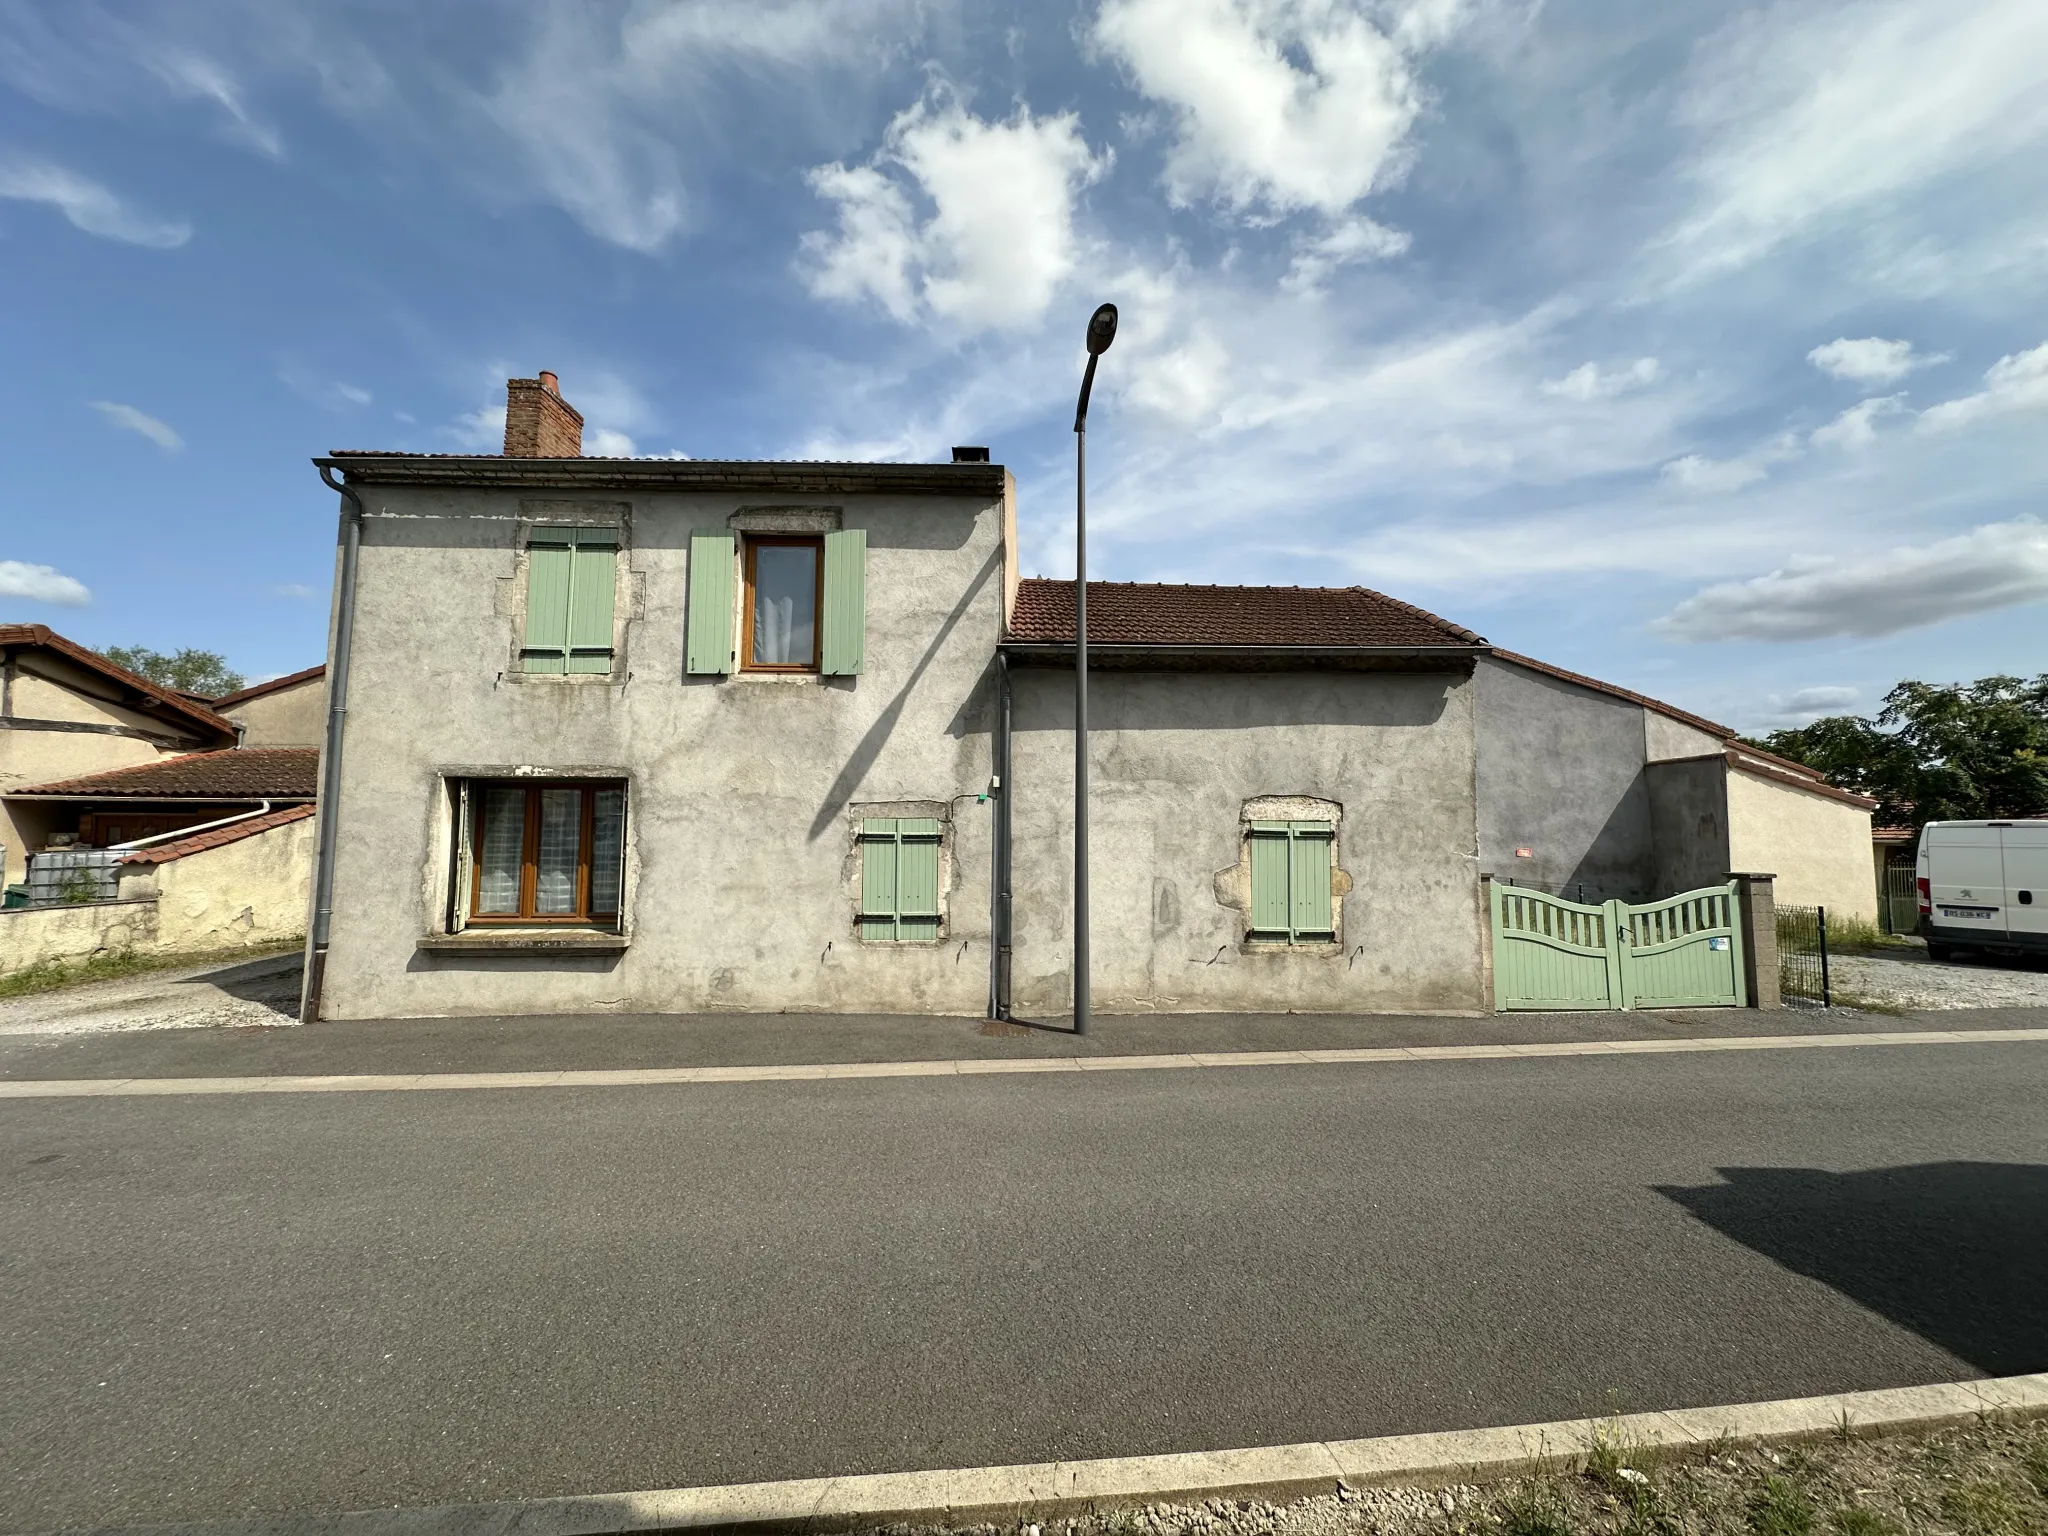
[1748,1474,1817,1536]
[1498,1479,1579,1536]
[0,940,300,1001]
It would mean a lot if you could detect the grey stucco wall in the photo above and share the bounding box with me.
[1647,756,1731,895]
[1006,666,1485,1015]
[1473,657,1657,901]
[318,481,1006,1019]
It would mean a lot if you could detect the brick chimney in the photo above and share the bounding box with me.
[503,371,584,457]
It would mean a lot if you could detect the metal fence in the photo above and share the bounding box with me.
[1880,863,1919,936]
[1777,903,1831,1008]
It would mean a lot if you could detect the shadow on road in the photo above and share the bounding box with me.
[1657,1162,2048,1375]
[175,949,303,1019]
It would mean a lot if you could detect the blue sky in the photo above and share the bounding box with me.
[0,0,2043,729]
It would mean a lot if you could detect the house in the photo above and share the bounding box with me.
[303,372,1872,1022]
[1476,652,1878,922]
[212,666,327,747]
[0,625,238,886]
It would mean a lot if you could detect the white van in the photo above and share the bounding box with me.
[1916,819,2048,961]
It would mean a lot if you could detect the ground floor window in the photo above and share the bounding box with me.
[1247,820,1335,944]
[858,817,942,940]
[465,781,625,925]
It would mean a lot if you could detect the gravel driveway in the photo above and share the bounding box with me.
[0,949,302,1034]
[1825,945,2048,1010]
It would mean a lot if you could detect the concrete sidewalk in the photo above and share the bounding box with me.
[4,988,2046,1082]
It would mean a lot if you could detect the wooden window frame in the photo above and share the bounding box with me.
[468,780,623,926]
[741,535,825,674]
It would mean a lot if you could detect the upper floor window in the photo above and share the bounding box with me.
[521,525,617,674]
[685,528,867,677]
[745,536,821,671]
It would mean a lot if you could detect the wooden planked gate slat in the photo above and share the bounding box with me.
[1491,881,1746,1011]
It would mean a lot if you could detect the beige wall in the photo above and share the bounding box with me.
[2,656,218,886]
[126,815,315,951]
[0,817,311,978]
[1644,712,1725,763]
[1726,769,1877,922]
[0,898,159,976]
[224,677,326,746]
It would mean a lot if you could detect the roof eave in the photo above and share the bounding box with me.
[1000,642,1486,668]
[315,455,1008,496]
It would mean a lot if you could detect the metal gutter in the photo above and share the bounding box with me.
[302,464,365,1022]
[314,455,1007,497]
[109,801,272,853]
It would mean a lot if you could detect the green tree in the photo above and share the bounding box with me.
[99,646,244,698]
[1754,674,2048,828]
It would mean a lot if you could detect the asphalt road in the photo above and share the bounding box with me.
[6,1040,2047,1530]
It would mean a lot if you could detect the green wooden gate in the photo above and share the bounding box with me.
[1491,881,1746,1011]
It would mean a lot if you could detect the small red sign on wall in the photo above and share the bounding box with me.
[1515,847,1533,858]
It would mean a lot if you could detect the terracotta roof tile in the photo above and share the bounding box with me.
[0,625,237,740]
[1007,580,1485,648]
[212,665,325,709]
[120,804,316,866]
[9,747,319,800]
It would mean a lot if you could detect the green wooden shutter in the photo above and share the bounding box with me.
[820,528,866,676]
[1249,823,1291,941]
[1289,822,1334,941]
[566,530,617,674]
[685,534,736,675]
[859,819,899,940]
[896,818,941,940]
[521,531,574,673]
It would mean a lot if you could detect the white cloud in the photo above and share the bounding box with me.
[1810,394,1906,450]
[587,427,637,457]
[801,92,1108,333]
[1092,0,1454,220]
[1807,337,1941,384]
[1280,214,1410,295]
[271,582,317,600]
[150,50,283,159]
[1761,685,1861,728]
[0,560,91,607]
[0,157,189,248]
[1542,358,1661,402]
[450,405,506,451]
[334,383,372,406]
[1661,0,2048,285]
[90,401,183,451]
[1917,341,2048,431]
[1660,433,1799,495]
[1655,518,2048,641]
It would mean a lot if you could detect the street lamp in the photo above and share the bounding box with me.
[1072,302,1117,1036]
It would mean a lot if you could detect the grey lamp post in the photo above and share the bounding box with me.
[1073,302,1118,1036]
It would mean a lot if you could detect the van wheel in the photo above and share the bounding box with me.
[1927,943,1955,963]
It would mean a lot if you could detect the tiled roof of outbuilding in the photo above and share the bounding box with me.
[1007,580,1486,648]
[8,747,319,800]
[120,804,316,866]
[0,625,237,740]
[212,665,325,709]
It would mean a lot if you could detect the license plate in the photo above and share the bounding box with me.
[1939,906,1997,919]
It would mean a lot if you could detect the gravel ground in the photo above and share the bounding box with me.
[885,1417,2048,1536]
[0,948,302,1034]
[1824,947,2048,1011]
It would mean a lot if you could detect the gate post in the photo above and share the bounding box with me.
[1727,871,1779,1010]
[1478,874,1497,1013]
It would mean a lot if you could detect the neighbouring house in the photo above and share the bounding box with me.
[1476,652,1879,923]
[211,666,327,747]
[302,372,1874,1022]
[0,625,238,887]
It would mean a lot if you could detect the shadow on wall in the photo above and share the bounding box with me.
[806,546,1000,842]
[1657,1162,2048,1375]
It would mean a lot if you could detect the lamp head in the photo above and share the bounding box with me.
[1085,303,1119,356]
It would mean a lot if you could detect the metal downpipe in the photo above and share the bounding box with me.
[301,464,363,1022]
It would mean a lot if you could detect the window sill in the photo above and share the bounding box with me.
[418,929,628,955]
